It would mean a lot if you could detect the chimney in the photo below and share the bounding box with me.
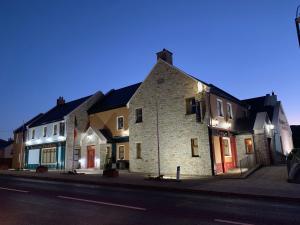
[56,96,65,106]
[264,92,277,107]
[156,48,173,65]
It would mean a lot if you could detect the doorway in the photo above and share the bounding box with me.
[87,146,95,168]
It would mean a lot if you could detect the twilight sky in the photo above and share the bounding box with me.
[0,0,299,139]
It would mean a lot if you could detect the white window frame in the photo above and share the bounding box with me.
[116,116,124,130]
[118,145,125,160]
[227,103,233,119]
[53,124,58,136]
[222,137,232,157]
[217,99,224,117]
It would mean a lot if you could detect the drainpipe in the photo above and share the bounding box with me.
[207,89,215,176]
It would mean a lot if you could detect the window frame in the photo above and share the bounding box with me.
[245,138,254,154]
[59,122,65,136]
[31,129,35,139]
[135,108,143,123]
[191,138,199,157]
[118,145,125,160]
[43,126,47,137]
[41,147,57,164]
[186,97,196,115]
[217,99,224,117]
[227,102,233,119]
[222,137,232,157]
[53,124,58,136]
[116,116,124,130]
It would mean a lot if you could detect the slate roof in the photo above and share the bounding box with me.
[29,95,91,128]
[0,139,13,149]
[88,83,141,114]
[14,113,44,133]
[209,84,246,106]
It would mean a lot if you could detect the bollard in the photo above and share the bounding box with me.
[176,166,180,181]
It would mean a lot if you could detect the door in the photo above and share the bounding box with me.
[87,146,95,168]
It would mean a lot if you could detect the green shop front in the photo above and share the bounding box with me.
[24,142,66,170]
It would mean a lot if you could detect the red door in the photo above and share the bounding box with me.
[87,146,95,168]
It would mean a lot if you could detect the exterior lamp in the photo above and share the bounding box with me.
[296,5,300,47]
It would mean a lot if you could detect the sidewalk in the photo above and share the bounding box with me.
[0,166,299,202]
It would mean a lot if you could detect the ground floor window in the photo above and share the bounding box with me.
[222,138,231,157]
[245,138,253,154]
[118,145,125,160]
[191,138,199,157]
[42,147,57,164]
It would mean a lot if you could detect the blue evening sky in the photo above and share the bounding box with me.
[0,0,299,139]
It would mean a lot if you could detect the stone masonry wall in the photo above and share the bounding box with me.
[129,60,212,176]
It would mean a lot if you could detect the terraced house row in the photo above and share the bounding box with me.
[12,49,294,176]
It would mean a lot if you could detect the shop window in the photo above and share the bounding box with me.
[118,145,125,160]
[191,138,199,157]
[245,138,253,154]
[186,97,196,114]
[42,148,57,164]
[136,143,142,159]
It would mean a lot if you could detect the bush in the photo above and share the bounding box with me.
[36,165,48,173]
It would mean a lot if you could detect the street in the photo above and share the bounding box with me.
[0,176,299,225]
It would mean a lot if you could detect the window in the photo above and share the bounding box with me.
[59,122,65,136]
[245,138,253,154]
[191,138,199,157]
[227,103,233,119]
[135,108,143,123]
[186,97,196,114]
[136,143,142,159]
[31,129,35,139]
[117,116,124,130]
[217,99,224,117]
[43,127,47,137]
[222,138,231,157]
[118,145,125,160]
[53,124,57,135]
[41,148,57,164]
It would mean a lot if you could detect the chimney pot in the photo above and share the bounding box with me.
[156,48,173,65]
[57,96,65,106]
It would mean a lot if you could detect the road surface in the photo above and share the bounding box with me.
[0,176,299,225]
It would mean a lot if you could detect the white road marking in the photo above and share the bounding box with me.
[57,195,147,211]
[214,219,255,225]
[0,186,29,193]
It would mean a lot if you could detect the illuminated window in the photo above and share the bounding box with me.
[222,138,231,156]
[118,145,125,160]
[135,108,143,123]
[227,103,233,119]
[31,129,35,139]
[43,127,47,137]
[117,116,124,130]
[191,138,199,157]
[41,148,57,164]
[217,99,224,117]
[186,97,196,114]
[245,138,253,154]
[53,124,57,135]
[59,122,65,136]
[136,143,142,159]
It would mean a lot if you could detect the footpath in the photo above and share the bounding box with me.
[0,165,299,203]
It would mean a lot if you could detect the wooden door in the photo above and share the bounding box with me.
[87,146,95,168]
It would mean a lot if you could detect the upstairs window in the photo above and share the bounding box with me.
[245,138,253,154]
[59,122,65,136]
[186,97,196,114]
[135,108,143,123]
[43,127,47,137]
[117,116,124,130]
[227,103,233,119]
[217,99,224,117]
[53,124,57,135]
[136,143,142,159]
[31,129,35,139]
[191,138,199,157]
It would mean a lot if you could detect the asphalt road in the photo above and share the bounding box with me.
[0,176,299,225]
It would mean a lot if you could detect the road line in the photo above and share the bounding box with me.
[57,195,147,211]
[214,219,255,225]
[0,187,29,193]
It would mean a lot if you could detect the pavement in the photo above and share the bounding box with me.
[0,175,300,225]
[0,165,299,203]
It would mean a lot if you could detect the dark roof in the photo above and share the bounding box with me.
[14,113,44,133]
[291,125,300,148]
[29,95,91,128]
[88,83,141,114]
[0,139,13,149]
[209,84,246,106]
